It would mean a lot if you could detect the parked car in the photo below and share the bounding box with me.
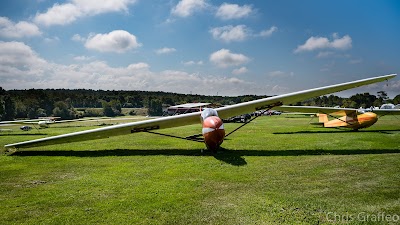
[20,126,32,131]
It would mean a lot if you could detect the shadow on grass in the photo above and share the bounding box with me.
[11,148,400,166]
[273,129,400,135]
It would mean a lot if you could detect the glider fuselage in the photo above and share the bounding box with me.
[200,108,225,152]
[321,112,378,130]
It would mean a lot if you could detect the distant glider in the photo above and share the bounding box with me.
[276,105,400,130]
[0,117,111,128]
[4,74,397,153]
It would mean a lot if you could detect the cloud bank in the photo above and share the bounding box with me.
[0,41,268,96]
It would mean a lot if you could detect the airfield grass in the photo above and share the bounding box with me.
[0,115,399,224]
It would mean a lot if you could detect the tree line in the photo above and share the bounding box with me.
[0,87,399,120]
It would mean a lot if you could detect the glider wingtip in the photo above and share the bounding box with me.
[3,145,18,155]
[385,73,397,78]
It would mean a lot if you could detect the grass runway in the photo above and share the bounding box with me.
[1,115,399,224]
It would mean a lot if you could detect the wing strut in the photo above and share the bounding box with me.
[225,113,261,138]
[225,102,284,137]
[144,130,204,142]
[324,111,357,126]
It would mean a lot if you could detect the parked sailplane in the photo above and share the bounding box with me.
[0,117,112,128]
[4,74,397,153]
[275,105,400,130]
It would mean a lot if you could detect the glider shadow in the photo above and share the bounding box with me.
[10,148,400,166]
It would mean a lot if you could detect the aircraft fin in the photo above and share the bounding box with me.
[317,113,329,123]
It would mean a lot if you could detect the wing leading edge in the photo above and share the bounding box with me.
[5,73,396,149]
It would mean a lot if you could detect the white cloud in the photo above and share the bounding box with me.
[215,3,253,20]
[72,0,134,14]
[155,47,177,55]
[0,41,46,68]
[73,55,93,61]
[258,26,277,37]
[84,30,141,53]
[209,49,250,68]
[210,25,249,43]
[232,67,248,75]
[294,34,352,53]
[171,0,207,17]
[182,60,203,66]
[210,25,277,43]
[34,0,137,26]
[0,17,41,38]
[34,3,81,26]
[71,34,85,42]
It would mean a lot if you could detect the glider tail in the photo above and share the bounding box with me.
[317,113,329,123]
[310,113,328,126]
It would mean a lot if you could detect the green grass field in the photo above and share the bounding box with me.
[1,115,399,224]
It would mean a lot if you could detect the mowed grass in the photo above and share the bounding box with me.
[1,115,399,224]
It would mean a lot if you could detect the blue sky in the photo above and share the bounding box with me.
[0,0,399,97]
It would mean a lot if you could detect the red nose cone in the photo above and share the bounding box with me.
[202,116,225,151]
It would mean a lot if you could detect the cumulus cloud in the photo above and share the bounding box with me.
[210,25,277,43]
[0,17,41,38]
[0,41,46,68]
[71,34,85,42]
[34,0,137,26]
[155,47,177,55]
[258,26,277,37]
[232,67,248,75]
[171,0,208,17]
[294,33,352,53]
[209,49,250,68]
[72,0,134,14]
[84,30,141,53]
[215,3,253,20]
[34,3,81,26]
[210,25,249,43]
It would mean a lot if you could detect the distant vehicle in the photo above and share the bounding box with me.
[223,114,251,123]
[266,110,282,115]
[20,126,32,131]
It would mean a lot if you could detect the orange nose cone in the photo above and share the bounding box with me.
[359,112,378,128]
[202,116,225,152]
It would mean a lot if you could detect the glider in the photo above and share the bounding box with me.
[276,105,400,130]
[0,117,114,128]
[4,74,396,152]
